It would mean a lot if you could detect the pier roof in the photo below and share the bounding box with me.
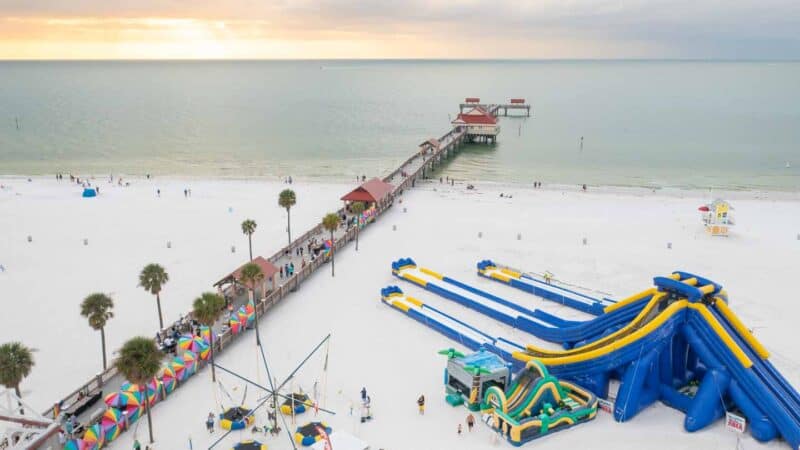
[215,256,279,287]
[341,178,394,204]
[452,106,497,125]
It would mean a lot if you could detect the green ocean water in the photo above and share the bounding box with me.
[1,60,798,190]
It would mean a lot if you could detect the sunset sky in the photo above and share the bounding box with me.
[1,0,798,59]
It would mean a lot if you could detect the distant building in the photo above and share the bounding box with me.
[451,106,500,143]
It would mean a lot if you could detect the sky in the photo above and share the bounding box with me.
[0,0,798,60]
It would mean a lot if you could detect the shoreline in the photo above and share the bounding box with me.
[2,174,799,202]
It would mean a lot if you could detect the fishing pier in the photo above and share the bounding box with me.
[30,98,528,449]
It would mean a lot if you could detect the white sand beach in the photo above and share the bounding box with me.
[2,176,800,450]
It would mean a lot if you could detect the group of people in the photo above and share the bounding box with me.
[533,181,543,188]
[280,262,296,278]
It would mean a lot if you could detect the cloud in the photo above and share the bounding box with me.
[0,0,798,58]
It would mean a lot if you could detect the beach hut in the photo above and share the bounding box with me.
[698,199,734,236]
[418,138,440,156]
[340,178,394,210]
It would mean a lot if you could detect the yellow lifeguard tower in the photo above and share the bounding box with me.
[699,199,734,236]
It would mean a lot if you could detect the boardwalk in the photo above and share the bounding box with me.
[39,100,523,449]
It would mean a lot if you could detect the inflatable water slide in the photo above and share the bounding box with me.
[477,260,613,315]
[392,258,655,348]
[384,258,800,447]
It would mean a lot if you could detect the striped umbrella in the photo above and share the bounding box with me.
[104,391,140,409]
[171,356,189,381]
[101,407,124,442]
[121,377,162,405]
[158,366,177,394]
[228,316,242,335]
[200,325,212,345]
[179,335,209,361]
[182,350,198,375]
[81,423,104,450]
[238,303,255,328]
[64,438,86,450]
[124,403,144,424]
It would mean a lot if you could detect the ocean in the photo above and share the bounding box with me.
[1,60,798,190]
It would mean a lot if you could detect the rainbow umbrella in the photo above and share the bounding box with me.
[64,439,86,450]
[171,356,189,381]
[323,240,332,255]
[179,335,209,361]
[200,325,211,345]
[182,350,198,376]
[237,304,254,328]
[228,316,242,335]
[101,408,124,442]
[124,403,144,424]
[104,391,140,409]
[158,366,177,394]
[121,377,162,405]
[81,423,104,450]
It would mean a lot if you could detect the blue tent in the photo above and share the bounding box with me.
[82,188,97,198]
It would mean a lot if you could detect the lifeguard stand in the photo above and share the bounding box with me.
[699,199,734,236]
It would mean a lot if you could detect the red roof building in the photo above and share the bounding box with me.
[452,106,500,138]
[465,97,480,103]
[341,178,394,206]
[215,256,279,297]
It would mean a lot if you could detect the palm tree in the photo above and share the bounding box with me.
[0,342,35,414]
[80,293,114,370]
[278,189,297,245]
[116,337,163,444]
[239,262,264,344]
[192,292,225,382]
[350,202,366,251]
[322,213,341,277]
[139,264,169,330]
[241,219,257,261]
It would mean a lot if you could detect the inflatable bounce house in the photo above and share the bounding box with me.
[443,349,510,410]
[443,351,597,445]
[699,199,734,236]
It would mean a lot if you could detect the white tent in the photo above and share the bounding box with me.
[310,431,369,450]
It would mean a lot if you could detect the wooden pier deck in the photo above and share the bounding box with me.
[36,100,511,448]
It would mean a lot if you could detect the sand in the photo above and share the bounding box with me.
[2,176,799,450]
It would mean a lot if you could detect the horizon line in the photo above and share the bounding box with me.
[1,57,799,63]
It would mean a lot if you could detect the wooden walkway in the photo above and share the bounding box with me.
[37,101,503,448]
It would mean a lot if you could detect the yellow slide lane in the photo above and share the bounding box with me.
[714,298,770,359]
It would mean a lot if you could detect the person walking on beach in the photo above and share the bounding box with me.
[417,394,425,415]
[133,439,142,450]
[466,413,475,431]
[361,387,367,402]
[458,423,462,435]
[206,412,215,433]
[156,189,160,197]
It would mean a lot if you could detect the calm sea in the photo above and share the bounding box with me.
[1,60,798,190]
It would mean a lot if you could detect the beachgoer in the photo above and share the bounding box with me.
[206,412,215,433]
[361,387,367,402]
[417,394,425,415]
[133,439,141,450]
[58,430,66,445]
[280,266,284,278]
[582,184,587,192]
[458,423,462,435]
[467,413,475,431]
[157,189,160,197]
[184,189,187,198]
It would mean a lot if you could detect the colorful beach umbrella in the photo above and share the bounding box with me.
[179,335,209,360]
[124,403,144,424]
[81,423,104,450]
[228,316,242,335]
[200,325,212,344]
[101,407,124,442]
[64,439,86,450]
[183,350,198,375]
[237,303,255,328]
[171,356,189,381]
[158,366,177,394]
[104,391,140,409]
[121,377,162,405]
